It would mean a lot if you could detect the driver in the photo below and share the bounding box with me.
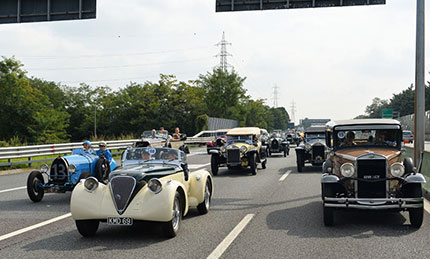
[167,150,178,160]
[141,150,152,160]
[96,141,112,163]
[341,131,356,147]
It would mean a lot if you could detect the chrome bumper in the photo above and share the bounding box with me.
[324,197,423,209]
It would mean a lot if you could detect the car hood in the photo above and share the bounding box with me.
[335,147,401,162]
[110,163,179,182]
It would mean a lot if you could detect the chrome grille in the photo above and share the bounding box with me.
[312,145,324,159]
[357,159,386,198]
[110,176,136,215]
[227,148,240,163]
[271,139,279,149]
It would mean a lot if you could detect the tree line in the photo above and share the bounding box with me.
[0,57,290,146]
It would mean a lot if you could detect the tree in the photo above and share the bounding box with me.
[365,97,390,118]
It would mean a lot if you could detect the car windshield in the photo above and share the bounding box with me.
[227,135,253,145]
[334,129,401,149]
[124,147,184,163]
[305,133,325,141]
[216,131,228,138]
[142,130,168,139]
[403,131,412,136]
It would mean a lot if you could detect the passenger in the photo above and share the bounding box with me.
[151,129,157,137]
[173,127,181,139]
[167,150,178,160]
[342,131,356,147]
[141,150,152,160]
[96,141,112,162]
[82,140,95,154]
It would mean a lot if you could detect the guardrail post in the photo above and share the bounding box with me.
[8,158,12,169]
[28,156,32,167]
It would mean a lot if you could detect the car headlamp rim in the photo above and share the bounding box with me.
[390,162,405,177]
[148,178,163,194]
[69,164,77,174]
[83,177,99,193]
[340,163,355,177]
[40,163,49,173]
[240,146,248,154]
[305,143,311,150]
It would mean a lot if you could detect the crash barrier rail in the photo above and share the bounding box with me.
[0,137,213,168]
[403,146,430,200]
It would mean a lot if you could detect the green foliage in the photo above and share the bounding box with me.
[195,114,209,132]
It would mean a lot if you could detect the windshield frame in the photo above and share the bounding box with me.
[332,127,402,151]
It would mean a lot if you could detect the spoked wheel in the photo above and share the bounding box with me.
[95,158,111,183]
[162,192,182,238]
[76,220,99,237]
[197,179,212,215]
[27,171,45,202]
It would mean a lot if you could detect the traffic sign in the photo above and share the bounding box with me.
[382,109,393,118]
[0,0,96,24]
[216,0,385,12]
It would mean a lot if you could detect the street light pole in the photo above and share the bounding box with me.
[94,105,97,139]
[414,0,425,167]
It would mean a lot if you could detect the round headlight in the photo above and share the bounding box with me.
[40,163,49,173]
[240,146,248,154]
[84,177,99,192]
[148,178,162,194]
[69,164,76,174]
[305,143,311,150]
[340,163,355,177]
[390,163,405,177]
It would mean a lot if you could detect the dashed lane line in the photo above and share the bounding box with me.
[0,186,26,194]
[207,214,255,259]
[0,213,71,242]
[279,170,292,182]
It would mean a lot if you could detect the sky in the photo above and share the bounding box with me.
[0,0,429,124]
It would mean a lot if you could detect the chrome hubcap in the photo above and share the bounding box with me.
[204,183,210,209]
[172,198,180,231]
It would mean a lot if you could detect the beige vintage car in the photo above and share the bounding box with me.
[321,119,425,227]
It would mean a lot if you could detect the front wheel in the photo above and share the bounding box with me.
[211,155,219,176]
[76,220,99,237]
[297,159,304,172]
[404,183,423,228]
[27,171,45,202]
[250,153,257,175]
[162,192,182,238]
[262,159,267,169]
[283,150,287,157]
[197,179,212,215]
[322,183,335,226]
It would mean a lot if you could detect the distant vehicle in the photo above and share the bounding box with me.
[27,148,117,202]
[135,130,189,154]
[322,119,424,227]
[268,132,289,157]
[206,129,229,154]
[295,126,327,172]
[71,147,213,238]
[403,130,414,144]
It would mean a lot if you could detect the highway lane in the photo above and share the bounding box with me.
[0,148,429,258]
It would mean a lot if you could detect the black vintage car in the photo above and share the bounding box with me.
[295,126,326,172]
[267,132,289,157]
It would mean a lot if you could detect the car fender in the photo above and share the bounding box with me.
[321,173,339,183]
[209,149,220,155]
[188,169,213,207]
[405,173,426,184]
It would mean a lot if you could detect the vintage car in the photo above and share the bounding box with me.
[135,130,189,154]
[71,146,213,238]
[321,119,425,227]
[286,134,293,145]
[210,127,268,176]
[403,130,414,144]
[27,148,117,202]
[206,129,229,154]
[295,126,327,172]
[268,131,289,157]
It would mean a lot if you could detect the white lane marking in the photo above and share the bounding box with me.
[0,186,26,194]
[188,163,210,169]
[0,213,71,242]
[207,214,255,259]
[279,170,292,182]
[424,198,430,214]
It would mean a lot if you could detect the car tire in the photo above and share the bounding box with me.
[76,220,99,237]
[404,183,423,228]
[283,150,287,157]
[197,179,211,215]
[162,192,182,238]
[95,158,111,184]
[262,158,267,169]
[250,153,257,175]
[322,183,335,226]
[297,159,303,172]
[211,155,219,176]
[27,171,45,202]
[404,157,414,174]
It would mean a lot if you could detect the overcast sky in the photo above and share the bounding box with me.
[0,0,429,123]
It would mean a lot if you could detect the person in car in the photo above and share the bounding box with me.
[141,150,152,160]
[173,127,181,139]
[341,131,356,147]
[82,140,95,154]
[96,141,112,162]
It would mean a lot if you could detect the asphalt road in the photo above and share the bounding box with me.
[0,147,429,258]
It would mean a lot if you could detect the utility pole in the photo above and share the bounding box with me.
[290,100,297,125]
[272,85,279,108]
[414,0,425,167]
[215,31,232,72]
[94,105,97,139]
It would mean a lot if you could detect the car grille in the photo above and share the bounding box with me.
[49,158,68,184]
[312,145,324,159]
[271,139,279,150]
[110,176,136,215]
[227,148,240,163]
[357,159,386,198]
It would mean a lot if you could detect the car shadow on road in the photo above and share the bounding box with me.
[0,194,71,211]
[213,168,255,177]
[266,201,421,238]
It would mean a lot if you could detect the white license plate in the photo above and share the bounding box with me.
[107,217,133,226]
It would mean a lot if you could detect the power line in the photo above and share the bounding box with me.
[215,32,232,71]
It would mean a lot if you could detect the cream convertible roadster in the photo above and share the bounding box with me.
[70,147,213,238]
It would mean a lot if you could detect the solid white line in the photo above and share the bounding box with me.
[0,213,71,242]
[424,198,430,214]
[279,170,292,182]
[0,186,26,194]
[207,214,255,259]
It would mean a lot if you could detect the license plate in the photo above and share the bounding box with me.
[107,217,133,226]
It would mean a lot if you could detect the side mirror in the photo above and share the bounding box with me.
[181,163,189,181]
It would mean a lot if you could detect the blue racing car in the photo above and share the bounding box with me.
[26,148,117,202]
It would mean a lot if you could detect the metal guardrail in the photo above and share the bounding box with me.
[0,137,212,168]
